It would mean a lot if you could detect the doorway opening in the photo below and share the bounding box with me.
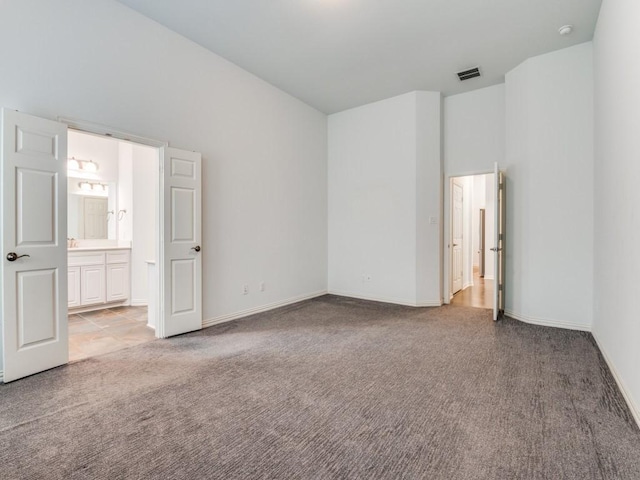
[448,173,495,309]
[66,129,160,362]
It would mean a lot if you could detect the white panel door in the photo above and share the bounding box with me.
[1,109,68,382]
[451,181,463,295]
[158,147,202,338]
[492,163,505,321]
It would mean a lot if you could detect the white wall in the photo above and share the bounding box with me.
[505,42,594,330]
[68,130,120,183]
[0,0,327,361]
[328,91,441,306]
[131,144,158,306]
[592,0,640,424]
[444,84,505,177]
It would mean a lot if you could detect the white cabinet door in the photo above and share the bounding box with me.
[81,265,105,305]
[1,109,68,382]
[106,263,130,303]
[68,266,81,308]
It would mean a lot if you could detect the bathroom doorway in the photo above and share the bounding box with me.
[66,129,160,361]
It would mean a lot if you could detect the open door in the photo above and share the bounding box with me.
[492,162,505,321]
[1,109,68,382]
[157,147,202,338]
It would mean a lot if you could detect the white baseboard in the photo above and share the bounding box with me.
[0,370,3,383]
[591,331,640,430]
[328,289,441,308]
[463,281,474,290]
[504,309,591,332]
[130,299,148,307]
[484,275,495,280]
[202,290,327,328]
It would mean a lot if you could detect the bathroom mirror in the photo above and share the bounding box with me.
[68,179,117,240]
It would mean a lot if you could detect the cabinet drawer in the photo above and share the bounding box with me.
[68,252,105,267]
[106,251,130,264]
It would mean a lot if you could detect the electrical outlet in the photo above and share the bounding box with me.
[242,284,249,295]
[259,282,265,292]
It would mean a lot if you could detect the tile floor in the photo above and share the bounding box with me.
[68,306,155,362]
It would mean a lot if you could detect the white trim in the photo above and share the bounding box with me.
[483,275,495,281]
[445,168,494,178]
[0,370,3,383]
[415,300,443,307]
[504,309,591,332]
[462,281,473,290]
[202,290,327,328]
[592,331,640,430]
[328,290,441,308]
[130,299,148,307]
[59,117,168,148]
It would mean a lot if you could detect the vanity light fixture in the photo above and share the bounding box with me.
[68,157,99,172]
[82,159,98,172]
[78,181,108,192]
[68,157,80,170]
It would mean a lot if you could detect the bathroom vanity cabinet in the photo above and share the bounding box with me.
[68,248,131,310]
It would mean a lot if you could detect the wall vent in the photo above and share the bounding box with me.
[456,67,481,81]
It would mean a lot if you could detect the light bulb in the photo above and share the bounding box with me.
[82,160,98,172]
[68,158,80,170]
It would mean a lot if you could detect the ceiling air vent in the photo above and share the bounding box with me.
[456,67,481,81]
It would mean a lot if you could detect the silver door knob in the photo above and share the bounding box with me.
[6,252,30,262]
[191,246,201,252]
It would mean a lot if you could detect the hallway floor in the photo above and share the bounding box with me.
[68,306,155,362]
[451,267,494,309]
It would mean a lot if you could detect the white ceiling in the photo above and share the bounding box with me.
[115,0,602,114]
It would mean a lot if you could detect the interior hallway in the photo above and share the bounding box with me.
[451,267,494,309]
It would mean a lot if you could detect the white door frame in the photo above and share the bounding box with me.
[443,169,492,304]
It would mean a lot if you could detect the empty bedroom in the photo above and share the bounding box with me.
[1,0,639,478]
